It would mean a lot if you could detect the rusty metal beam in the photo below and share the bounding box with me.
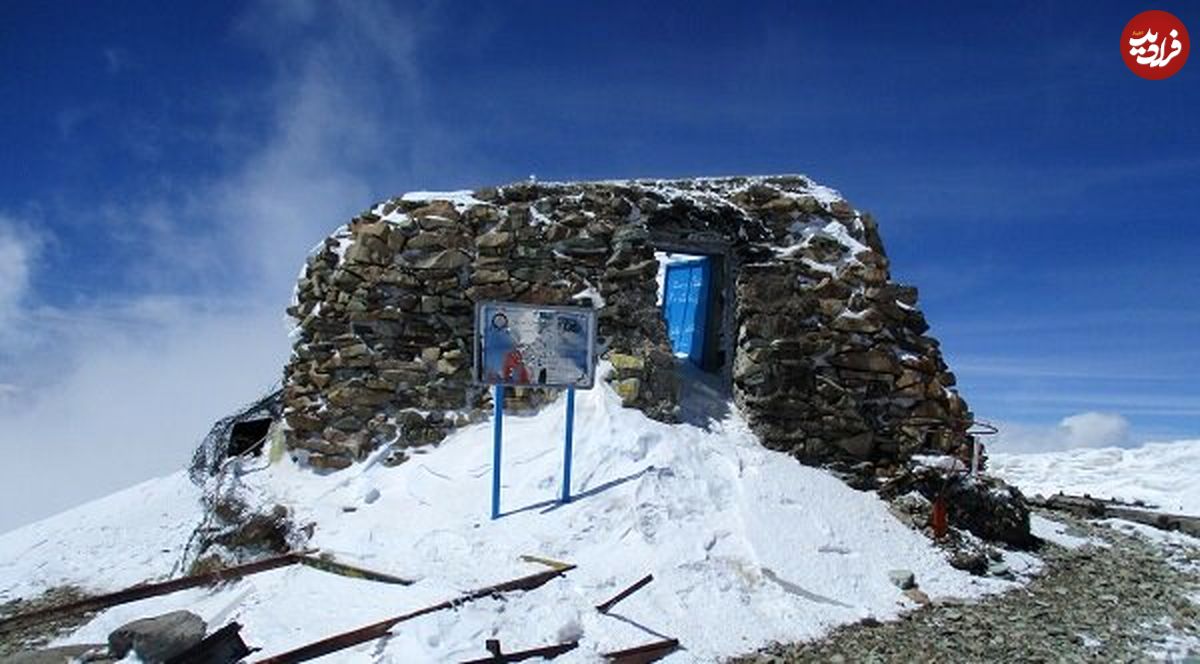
[460,639,580,663]
[253,565,576,664]
[0,553,304,634]
[0,549,419,636]
[596,574,654,614]
[604,638,680,663]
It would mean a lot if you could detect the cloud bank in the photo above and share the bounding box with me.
[992,411,1133,454]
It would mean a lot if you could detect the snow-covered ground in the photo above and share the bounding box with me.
[0,472,201,601]
[0,367,1031,662]
[991,440,1200,514]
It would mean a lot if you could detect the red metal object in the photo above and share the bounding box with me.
[931,495,948,539]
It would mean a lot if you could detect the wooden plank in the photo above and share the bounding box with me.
[517,554,574,572]
[296,555,412,585]
[596,574,654,614]
[0,553,302,634]
[604,638,680,663]
[254,565,575,664]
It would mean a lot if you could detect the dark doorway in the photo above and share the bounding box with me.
[229,418,272,457]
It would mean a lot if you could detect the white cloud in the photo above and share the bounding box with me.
[992,411,1133,453]
[0,1,434,533]
[0,217,38,334]
[0,301,288,531]
[1057,411,1131,448]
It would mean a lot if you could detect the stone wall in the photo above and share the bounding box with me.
[282,176,972,470]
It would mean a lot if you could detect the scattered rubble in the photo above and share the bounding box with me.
[738,513,1200,663]
[0,586,96,659]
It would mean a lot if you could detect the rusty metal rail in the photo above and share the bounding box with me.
[0,551,413,635]
[456,636,679,663]
[596,574,654,614]
[0,552,303,634]
[604,638,680,663]
[253,564,576,664]
[461,639,580,663]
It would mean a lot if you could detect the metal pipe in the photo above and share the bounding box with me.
[561,386,576,504]
[493,384,504,520]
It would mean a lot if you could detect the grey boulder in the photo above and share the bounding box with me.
[108,610,206,663]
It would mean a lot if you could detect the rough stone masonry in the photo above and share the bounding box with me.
[281,175,972,471]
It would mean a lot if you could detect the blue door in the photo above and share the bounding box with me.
[663,258,710,366]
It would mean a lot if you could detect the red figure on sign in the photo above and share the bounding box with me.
[501,350,530,384]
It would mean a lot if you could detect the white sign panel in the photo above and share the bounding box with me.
[474,302,597,389]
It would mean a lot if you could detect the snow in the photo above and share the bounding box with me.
[0,472,201,602]
[1028,514,1105,550]
[786,219,870,258]
[571,285,606,309]
[399,190,485,208]
[912,454,968,473]
[2,367,1023,662]
[1099,519,1200,566]
[990,440,1200,515]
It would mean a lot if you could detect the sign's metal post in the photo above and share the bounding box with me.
[561,386,576,504]
[476,301,596,520]
[492,384,504,520]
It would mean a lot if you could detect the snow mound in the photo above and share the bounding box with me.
[2,370,1023,661]
[990,440,1200,515]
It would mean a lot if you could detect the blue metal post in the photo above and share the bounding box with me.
[561,386,576,504]
[492,384,504,519]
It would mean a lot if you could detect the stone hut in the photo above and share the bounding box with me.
[282,175,972,471]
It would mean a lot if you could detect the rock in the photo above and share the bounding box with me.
[834,432,875,459]
[830,350,899,374]
[903,587,931,605]
[613,377,641,404]
[475,231,512,249]
[609,353,645,371]
[888,569,916,590]
[948,549,989,575]
[405,249,470,270]
[108,610,206,663]
[309,453,353,471]
[943,477,1034,549]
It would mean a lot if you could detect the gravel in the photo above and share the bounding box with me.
[736,512,1200,663]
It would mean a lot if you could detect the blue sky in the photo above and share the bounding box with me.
[1,0,1197,529]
